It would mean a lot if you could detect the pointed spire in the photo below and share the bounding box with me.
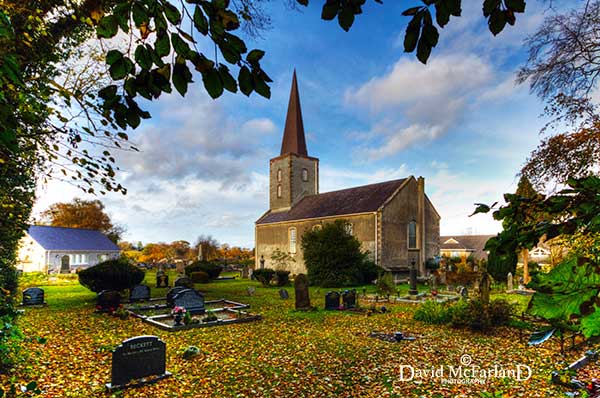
[280,70,308,156]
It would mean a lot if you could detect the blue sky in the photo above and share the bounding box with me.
[34,1,566,248]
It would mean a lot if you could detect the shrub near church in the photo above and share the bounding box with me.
[301,220,379,287]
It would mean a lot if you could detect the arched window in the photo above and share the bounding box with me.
[408,221,417,249]
[277,169,282,182]
[289,227,297,254]
[277,184,282,198]
[302,168,309,182]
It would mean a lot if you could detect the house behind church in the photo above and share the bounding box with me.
[255,72,440,277]
[17,225,120,273]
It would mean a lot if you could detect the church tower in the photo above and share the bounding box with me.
[269,71,319,212]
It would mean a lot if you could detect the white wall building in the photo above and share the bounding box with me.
[17,225,120,273]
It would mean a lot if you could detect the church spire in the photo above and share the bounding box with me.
[280,70,308,156]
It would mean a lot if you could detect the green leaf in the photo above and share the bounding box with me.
[402,6,421,16]
[97,15,118,38]
[488,8,506,36]
[416,37,431,64]
[581,307,600,338]
[132,2,148,27]
[297,0,308,5]
[446,0,462,16]
[155,31,171,57]
[337,6,354,31]
[134,45,153,70]
[163,2,182,24]
[109,57,134,80]
[202,68,224,99]
[422,23,439,47]
[218,65,237,93]
[172,62,192,96]
[482,0,500,17]
[238,66,252,96]
[193,6,209,35]
[114,3,131,32]
[171,33,191,57]
[404,26,419,53]
[98,85,118,100]
[25,382,37,391]
[253,73,271,98]
[126,107,141,128]
[106,50,123,66]
[246,49,265,63]
[322,1,339,20]
[505,0,526,13]
[434,2,450,27]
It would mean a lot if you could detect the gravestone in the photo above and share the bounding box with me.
[97,290,121,312]
[279,289,289,299]
[129,285,151,302]
[507,272,514,291]
[156,271,169,288]
[107,335,171,389]
[172,289,205,314]
[342,290,357,309]
[241,266,249,279]
[166,286,186,306]
[22,287,45,306]
[174,276,193,289]
[294,273,311,310]
[459,286,469,298]
[247,286,256,296]
[325,291,340,310]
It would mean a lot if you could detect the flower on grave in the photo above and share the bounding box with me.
[171,306,186,315]
[95,305,102,311]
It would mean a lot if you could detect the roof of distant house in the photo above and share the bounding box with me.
[27,225,120,251]
[440,235,495,259]
[256,179,410,224]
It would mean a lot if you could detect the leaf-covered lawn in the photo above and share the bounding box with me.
[1,273,591,397]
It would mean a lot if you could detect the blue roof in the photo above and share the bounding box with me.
[27,225,120,251]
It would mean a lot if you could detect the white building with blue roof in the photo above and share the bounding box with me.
[17,225,121,273]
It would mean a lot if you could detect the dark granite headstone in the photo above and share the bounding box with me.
[279,289,289,299]
[342,289,357,309]
[294,274,311,310]
[172,289,205,314]
[129,285,151,302]
[97,290,121,312]
[156,272,169,288]
[174,276,194,289]
[22,287,44,306]
[166,286,186,307]
[325,291,340,310]
[107,335,171,389]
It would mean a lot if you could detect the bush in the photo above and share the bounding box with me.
[275,270,291,286]
[302,219,381,287]
[78,258,145,293]
[487,249,517,282]
[190,271,210,284]
[489,299,515,326]
[449,299,491,331]
[254,268,276,287]
[185,261,223,279]
[414,300,451,324]
[376,272,396,296]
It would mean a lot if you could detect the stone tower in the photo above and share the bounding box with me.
[269,71,319,212]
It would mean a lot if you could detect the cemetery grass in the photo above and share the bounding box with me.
[1,273,586,398]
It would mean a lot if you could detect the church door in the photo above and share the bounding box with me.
[60,255,70,274]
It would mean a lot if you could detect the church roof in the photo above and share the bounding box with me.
[280,70,308,157]
[256,178,407,224]
[27,225,120,251]
[440,235,495,259]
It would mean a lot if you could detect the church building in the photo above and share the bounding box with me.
[255,72,440,277]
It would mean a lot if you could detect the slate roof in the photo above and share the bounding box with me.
[440,235,495,259]
[27,225,120,251]
[256,179,407,224]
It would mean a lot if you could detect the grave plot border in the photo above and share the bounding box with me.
[140,308,262,331]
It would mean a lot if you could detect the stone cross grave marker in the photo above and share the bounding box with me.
[342,290,357,309]
[172,289,205,314]
[325,291,340,310]
[22,287,45,306]
[507,272,514,291]
[294,274,311,310]
[166,286,186,307]
[279,289,289,299]
[106,335,171,389]
[156,271,169,288]
[129,285,151,302]
[97,290,121,312]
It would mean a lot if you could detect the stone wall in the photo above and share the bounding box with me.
[269,153,318,211]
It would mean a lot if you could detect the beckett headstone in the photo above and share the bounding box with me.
[342,290,357,309]
[107,335,171,389]
[129,285,151,302]
[325,291,340,310]
[294,274,311,310]
[279,289,289,299]
[172,289,205,314]
[22,287,45,306]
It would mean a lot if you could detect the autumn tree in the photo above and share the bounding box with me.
[195,234,219,261]
[40,198,125,243]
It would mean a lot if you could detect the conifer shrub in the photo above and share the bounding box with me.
[185,261,223,279]
[253,268,276,287]
[78,258,145,293]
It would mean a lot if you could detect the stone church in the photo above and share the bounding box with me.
[255,72,440,277]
